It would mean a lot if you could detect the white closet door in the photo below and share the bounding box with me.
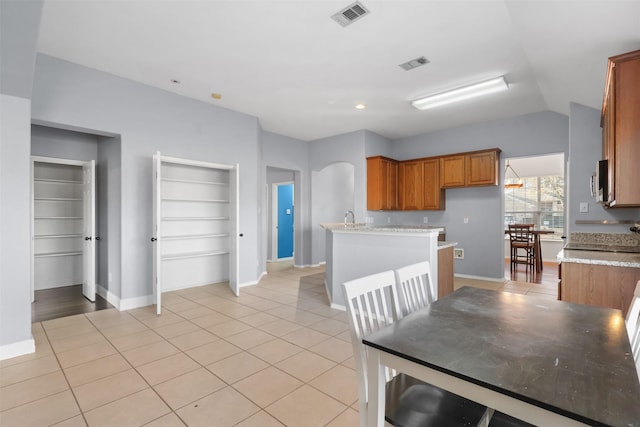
[228,164,239,296]
[153,152,162,314]
[82,160,96,301]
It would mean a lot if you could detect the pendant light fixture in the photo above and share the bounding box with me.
[504,160,523,189]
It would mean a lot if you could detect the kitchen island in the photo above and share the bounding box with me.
[321,223,444,308]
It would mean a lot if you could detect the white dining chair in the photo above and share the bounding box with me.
[394,260,434,316]
[392,262,536,427]
[626,281,640,381]
[342,270,493,427]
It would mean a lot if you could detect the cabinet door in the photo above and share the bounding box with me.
[440,155,465,188]
[399,160,423,210]
[385,160,398,210]
[422,158,444,210]
[466,150,499,186]
[611,55,640,206]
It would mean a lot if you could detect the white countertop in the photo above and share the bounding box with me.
[557,249,640,268]
[438,241,458,250]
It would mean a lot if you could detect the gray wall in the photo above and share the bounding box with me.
[567,102,640,234]
[0,94,34,356]
[97,136,122,299]
[31,125,98,161]
[366,111,570,279]
[0,0,43,355]
[32,54,262,303]
[262,131,310,267]
[266,167,295,262]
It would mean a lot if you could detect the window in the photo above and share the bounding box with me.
[504,175,564,239]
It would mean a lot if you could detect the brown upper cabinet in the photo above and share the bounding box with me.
[367,148,498,211]
[398,158,445,211]
[601,49,640,207]
[440,149,501,188]
[367,156,398,210]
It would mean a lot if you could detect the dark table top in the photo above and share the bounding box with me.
[363,287,640,427]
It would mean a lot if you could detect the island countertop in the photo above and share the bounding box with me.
[321,223,444,235]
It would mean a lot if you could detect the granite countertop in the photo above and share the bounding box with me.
[557,249,640,268]
[438,241,458,250]
[321,223,445,234]
[558,232,640,268]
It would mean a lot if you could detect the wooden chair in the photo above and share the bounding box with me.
[508,224,535,272]
[394,261,434,316]
[342,271,491,427]
[626,281,640,382]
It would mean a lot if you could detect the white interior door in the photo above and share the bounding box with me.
[229,164,240,296]
[82,160,96,302]
[152,152,162,314]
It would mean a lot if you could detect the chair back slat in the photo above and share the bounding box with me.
[395,261,434,316]
[342,270,401,427]
[626,281,640,382]
[508,223,534,243]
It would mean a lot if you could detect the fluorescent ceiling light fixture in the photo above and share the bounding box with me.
[411,76,508,110]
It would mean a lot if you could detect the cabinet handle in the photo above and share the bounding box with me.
[95,236,101,241]
[150,237,157,242]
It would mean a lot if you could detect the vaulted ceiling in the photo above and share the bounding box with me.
[36,1,640,141]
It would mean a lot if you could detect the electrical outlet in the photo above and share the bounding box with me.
[423,216,428,224]
[579,202,589,213]
[454,248,464,259]
[387,217,391,223]
[463,216,469,224]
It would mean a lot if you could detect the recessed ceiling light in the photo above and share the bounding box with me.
[211,93,222,100]
[355,103,366,110]
[170,79,180,84]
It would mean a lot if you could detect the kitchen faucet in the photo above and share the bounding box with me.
[344,210,355,225]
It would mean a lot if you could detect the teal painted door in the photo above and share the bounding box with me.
[277,184,294,258]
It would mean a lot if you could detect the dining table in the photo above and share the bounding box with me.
[506,228,555,272]
[363,286,640,427]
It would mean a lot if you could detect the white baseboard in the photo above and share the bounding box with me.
[294,262,325,268]
[0,337,35,361]
[120,294,154,311]
[330,302,346,311]
[454,273,506,283]
[97,285,121,310]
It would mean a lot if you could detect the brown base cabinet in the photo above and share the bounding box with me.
[438,246,454,299]
[559,262,640,317]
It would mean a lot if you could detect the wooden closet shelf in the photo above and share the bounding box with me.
[162,250,229,260]
[162,178,229,186]
[34,251,83,258]
[161,233,229,240]
[161,217,229,221]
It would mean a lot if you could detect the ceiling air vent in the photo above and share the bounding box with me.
[331,1,370,27]
[399,56,430,71]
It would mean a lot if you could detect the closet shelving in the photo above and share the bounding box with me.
[33,162,84,289]
[158,161,231,290]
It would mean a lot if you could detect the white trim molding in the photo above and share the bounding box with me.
[0,338,35,361]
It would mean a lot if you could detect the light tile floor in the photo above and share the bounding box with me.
[1,262,556,427]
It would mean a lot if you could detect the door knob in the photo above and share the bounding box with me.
[150,237,157,242]
[85,236,92,241]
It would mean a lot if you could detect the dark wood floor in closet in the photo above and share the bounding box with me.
[32,285,113,323]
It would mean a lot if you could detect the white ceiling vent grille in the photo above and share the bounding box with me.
[331,2,370,27]
[399,56,430,71]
